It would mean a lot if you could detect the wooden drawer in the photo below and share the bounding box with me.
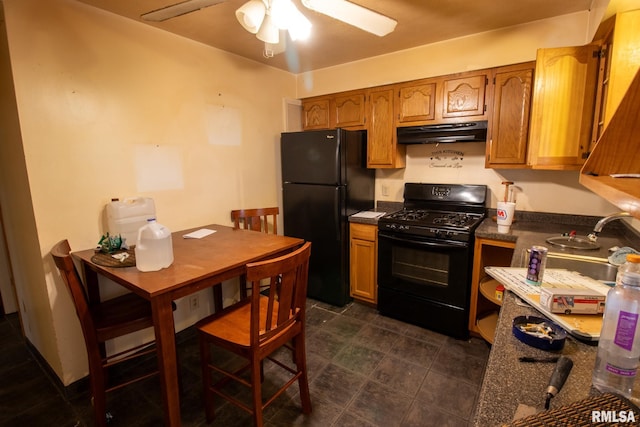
[350,223,377,241]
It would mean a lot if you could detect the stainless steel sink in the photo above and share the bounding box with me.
[546,235,600,250]
[523,250,618,283]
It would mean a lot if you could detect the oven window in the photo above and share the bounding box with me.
[392,246,449,287]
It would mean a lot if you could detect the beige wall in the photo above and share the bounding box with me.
[294,10,631,220]
[295,12,593,97]
[2,0,296,385]
[0,7,19,315]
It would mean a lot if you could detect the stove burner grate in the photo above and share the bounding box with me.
[432,213,477,228]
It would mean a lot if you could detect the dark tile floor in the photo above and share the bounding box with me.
[0,299,490,426]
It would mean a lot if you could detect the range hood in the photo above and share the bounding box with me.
[397,121,488,144]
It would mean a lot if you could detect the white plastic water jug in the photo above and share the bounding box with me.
[134,218,174,272]
[107,197,156,246]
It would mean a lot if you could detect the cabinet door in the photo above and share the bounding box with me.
[486,63,534,167]
[603,9,640,129]
[396,80,437,125]
[527,44,600,169]
[350,224,377,304]
[333,91,366,129]
[441,73,489,119]
[301,97,331,130]
[367,88,405,168]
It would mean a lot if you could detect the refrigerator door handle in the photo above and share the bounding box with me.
[335,188,341,241]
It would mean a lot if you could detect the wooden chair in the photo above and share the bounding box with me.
[51,239,169,427]
[231,207,279,234]
[212,207,280,311]
[196,242,312,427]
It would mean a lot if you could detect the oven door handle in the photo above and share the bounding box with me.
[379,232,468,249]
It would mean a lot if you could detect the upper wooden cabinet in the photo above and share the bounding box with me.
[441,72,490,120]
[580,11,640,221]
[333,91,366,129]
[527,43,600,170]
[486,62,535,167]
[580,67,640,220]
[301,96,331,130]
[591,9,640,142]
[367,86,405,168]
[301,90,366,131]
[395,79,437,125]
[395,70,491,127]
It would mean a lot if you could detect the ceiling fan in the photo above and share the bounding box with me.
[141,0,398,39]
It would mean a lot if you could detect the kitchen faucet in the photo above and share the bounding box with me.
[587,212,632,241]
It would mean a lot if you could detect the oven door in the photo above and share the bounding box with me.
[377,230,472,308]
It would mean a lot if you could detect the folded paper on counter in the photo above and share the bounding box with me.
[351,211,386,219]
[183,228,216,239]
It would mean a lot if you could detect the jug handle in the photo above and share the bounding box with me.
[136,226,145,249]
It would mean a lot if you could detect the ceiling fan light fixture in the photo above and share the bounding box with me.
[301,0,397,37]
[256,12,279,44]
[270,0,293,29]
[235,0,266,34]
[287,13,312,41]
[269,0,311,41]
[278,1,311,41]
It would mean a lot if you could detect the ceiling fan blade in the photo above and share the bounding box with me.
[141,0,227,22]
[301,0,397,37]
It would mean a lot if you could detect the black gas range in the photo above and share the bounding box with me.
[378,183,486,241]
[377,183,487,339]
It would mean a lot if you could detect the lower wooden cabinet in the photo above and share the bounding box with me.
[349,223,378,304]
[469,238,515,343]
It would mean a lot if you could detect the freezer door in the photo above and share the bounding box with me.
[281,130,341,185]
[283,183,350,306]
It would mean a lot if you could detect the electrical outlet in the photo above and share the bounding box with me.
[381,184,389,197]
[189,295,199,311]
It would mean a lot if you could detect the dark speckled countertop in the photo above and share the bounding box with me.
[348,201,402,225]
[473,212,640,426]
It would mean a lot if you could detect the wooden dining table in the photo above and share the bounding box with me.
[72,224,304,426]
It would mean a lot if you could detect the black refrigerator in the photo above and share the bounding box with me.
[281,129,375,306]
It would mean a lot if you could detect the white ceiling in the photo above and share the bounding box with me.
[77,0,595,73]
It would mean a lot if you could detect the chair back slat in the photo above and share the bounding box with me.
[264,276,277,330]
[231,207,279,234]
[51,240,100,355]
[246,242,311,346]
[277,270,295,320]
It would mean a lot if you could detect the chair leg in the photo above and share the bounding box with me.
[200,338,215,423]
[251,355,264,427]
[293,335,312,414]
[90,365,108,427]
[239,274,248,300]
[212,285,223,312]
